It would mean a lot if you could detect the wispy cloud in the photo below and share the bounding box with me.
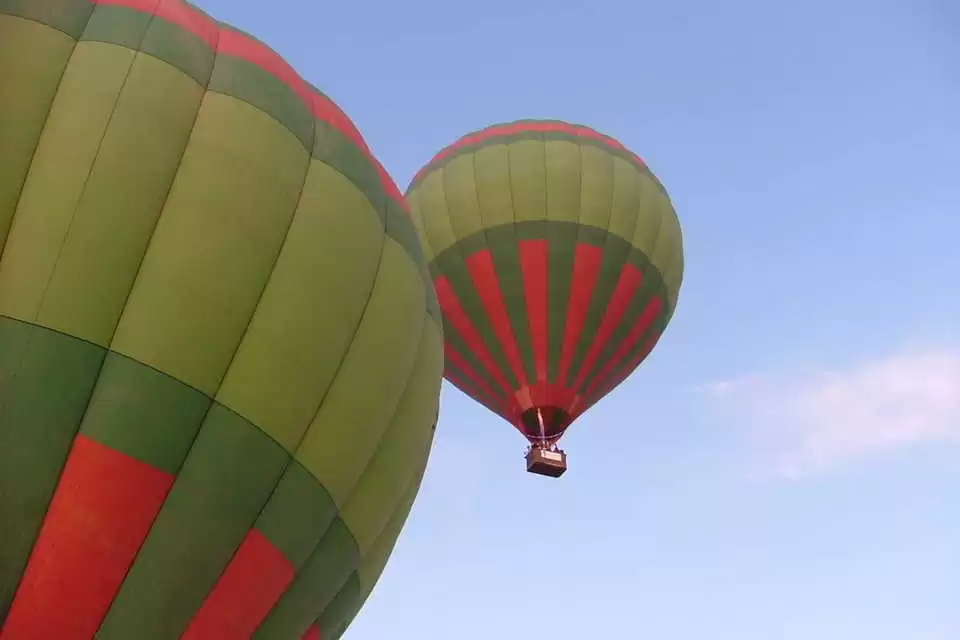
[700,346,960,479]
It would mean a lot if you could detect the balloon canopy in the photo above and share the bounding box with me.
[407,120,683,462]
[0,1,442,638]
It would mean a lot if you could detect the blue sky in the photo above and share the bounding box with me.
[197,0,959,637]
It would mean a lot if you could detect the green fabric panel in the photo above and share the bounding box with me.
[409,132,662,199]
[355,470,422,596]
[329,468,424,638]
[136,9,216,87]
[427,221,674,389]
[507,139,547,223]
[296,238,426,506]
[317,573,361,640]
[408,189,437,264]
[484,224,535,384]
[217,162,384,451]
[473,143,514,230]
[567,160,645,389]
[545,216,578,386]
[576,144,614,231]
[109,92,309,395]
[78,351,211,475]
[623,312,670,372]
[589,311,670,402]
[339,319,442,555]
[651,200,684,311]
[440,305,501,396]
[454,145,520,389]
[577,283,662,394]
[388,200,427,273]
[96,405,290,639]
[35,52,205,346]
[581,241,668,392]
[504,138,550,383]
[312,122,384,216]
[252,519,359,640]
[208,55,314,151]
[81,3,151,51]
[409,171,458,268]
[432,244,516,391]
[0,16,76,256]
[544,139,583,384]
[0,41,135,325]
[255,461,338,568]
[2,2,424,283]
[0,0,93,39]
[566,236,630,388]
[607,157,643,244]
[564,147,617,385]
[0,317,105,619]
[629,172,668,258]
[544,139,582,224]
[439,154,484,242]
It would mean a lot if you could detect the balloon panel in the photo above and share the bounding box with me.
[408,120,684,443]
[0,2,441,638]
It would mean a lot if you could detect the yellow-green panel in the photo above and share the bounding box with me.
[630,173,667,255]
[407,192,436,264]
[0,17,76,254]
[410,171,458,261]
[544,139,582,224]
[507,139,547,223]
[577,144,614,231]
[664,252,684,314]
[296,238,426,506]
[111,93,309,394]
[36,54,204,346]
[651,202,684,308]
[606,157,642,245]
[439,154,483,242]
[217,162,385,450]
[473,144,515,229]
[356,469,423,596]
[0,41,134,324]
[327,473,422,639]
[339,318,442,555]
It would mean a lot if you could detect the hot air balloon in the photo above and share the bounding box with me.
[407,120,683,477]
[0,1,442,638]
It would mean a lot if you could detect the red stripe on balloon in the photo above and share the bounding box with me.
[446,370,508,422]
[444,344,506,410]
[94,0,217,46]
[302,624,322,640]
[411,121,646,186]
[557,243,603,386]
[180,529,294,640]
[582,295,663,401]
[571,262,643,392]
[433,277,513,396]
[1,436,173,640]
[464,249,528,390]
[584,331,662,412]
[518,239,549,384]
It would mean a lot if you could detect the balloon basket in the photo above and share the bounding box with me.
[525,446,567,477]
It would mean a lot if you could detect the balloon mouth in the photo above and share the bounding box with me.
[518,406,571,444]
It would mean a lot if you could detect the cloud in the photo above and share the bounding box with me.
[701,346,960,479]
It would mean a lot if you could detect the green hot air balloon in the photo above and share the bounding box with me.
[407,120,683,477]
[0,1,442,638]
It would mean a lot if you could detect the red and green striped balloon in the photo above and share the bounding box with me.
[407,120,683,448]
[0,1,442,638]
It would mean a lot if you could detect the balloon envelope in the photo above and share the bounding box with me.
[407,120,683,447]
[0,2,442,638]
